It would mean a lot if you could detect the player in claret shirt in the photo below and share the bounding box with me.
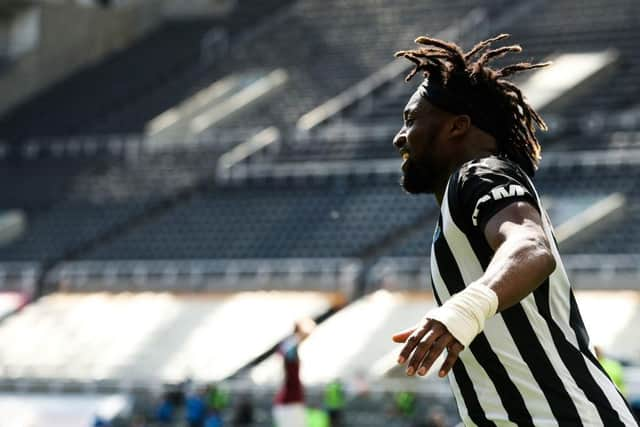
[273,318,316,427]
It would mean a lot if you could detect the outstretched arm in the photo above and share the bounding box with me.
[474,200,555,311]
[393,201,556,377]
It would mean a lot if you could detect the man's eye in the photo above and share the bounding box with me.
[405,118,414,126]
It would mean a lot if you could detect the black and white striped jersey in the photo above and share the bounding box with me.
[430,155,637,426]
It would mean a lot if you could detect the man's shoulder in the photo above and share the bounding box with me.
[456,155,524,182]
[447,155,541,230]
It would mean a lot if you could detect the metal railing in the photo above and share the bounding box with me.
[0,374,454,404]
[366,254,640,291]
[47,258,361,293]
[214,146,640,183]
[0,262,39,293]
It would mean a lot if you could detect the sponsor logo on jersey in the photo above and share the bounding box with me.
[472,184,526,226]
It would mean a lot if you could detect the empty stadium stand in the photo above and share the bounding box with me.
[2,150,639,290]
[380,155,640,257]
[81,181,436,261]
[0,0,296,140]
[0,154,108,210]
[277,0,640,164]
[562,202,640,254]
[0,200,148,262]
[216,0,512,131]
[0,0,518,141]
[0,0,637,294]
[0,131,246,267]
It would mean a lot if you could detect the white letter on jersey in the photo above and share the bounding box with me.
[472,184,527,227]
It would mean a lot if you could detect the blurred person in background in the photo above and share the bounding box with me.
[420,406,449,427]
[206,383,230,414]
[323,379,346,426]
[154,391,175,425]
[92,415,110,427]
[185,386,208,427]
[306,403,331,427]
[390,33,638,426]
[632,399,640,423]
[272,317,316,427]
[345,369,370,397]
[203,407,223,427]
[232,393,254,425]
[393,390,417,421]
[595,346,627,397]
[129,415,149,427]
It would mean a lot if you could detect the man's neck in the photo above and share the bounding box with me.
[433,149,496,206]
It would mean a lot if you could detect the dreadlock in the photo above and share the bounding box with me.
[395,34,550,176]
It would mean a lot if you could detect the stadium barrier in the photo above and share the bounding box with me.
[367,254,640,292]
[0,262,38,293]
[5,126,267,161]
[216,147,640,183]
[0,374,453,403]
[47,258,361,294]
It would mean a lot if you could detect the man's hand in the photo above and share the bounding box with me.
[392,319,465,378]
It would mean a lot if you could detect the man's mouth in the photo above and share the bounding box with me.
[401,152,410,172]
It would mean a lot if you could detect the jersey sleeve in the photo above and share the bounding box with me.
[454,157,540,233]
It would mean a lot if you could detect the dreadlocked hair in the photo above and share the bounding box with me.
[395,34,551,176]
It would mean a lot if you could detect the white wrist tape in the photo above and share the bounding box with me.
[427,282,499,347]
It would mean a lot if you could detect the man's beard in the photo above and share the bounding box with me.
[401,158,437,194]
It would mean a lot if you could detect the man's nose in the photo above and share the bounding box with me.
[393,130,406,149]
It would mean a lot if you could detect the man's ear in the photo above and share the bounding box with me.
[450,114,471,138]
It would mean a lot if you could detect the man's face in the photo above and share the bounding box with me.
[393,90,450,194]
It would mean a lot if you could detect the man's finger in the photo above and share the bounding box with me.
[438,341,465,377]
[392,327,416,343]
[397,320,432,366]
[407,329,441,375]
[416,334,452,376]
